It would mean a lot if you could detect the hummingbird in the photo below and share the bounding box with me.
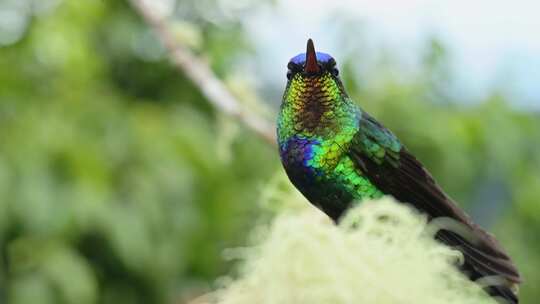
[277,39,521,303]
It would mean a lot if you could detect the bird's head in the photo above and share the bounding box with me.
[286,38,342,86]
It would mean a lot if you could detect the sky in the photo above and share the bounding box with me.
[0,0,538,108]
[244,0,540,109]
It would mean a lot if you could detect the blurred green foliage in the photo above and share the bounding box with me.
[0,0,539,304]
[0,1,275,303]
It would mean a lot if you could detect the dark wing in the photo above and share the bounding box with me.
[349,112,521,303]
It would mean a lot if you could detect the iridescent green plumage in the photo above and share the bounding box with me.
[278,70,385,209]
[277,39,520,303]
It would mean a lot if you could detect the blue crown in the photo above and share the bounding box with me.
[289,52,334,65]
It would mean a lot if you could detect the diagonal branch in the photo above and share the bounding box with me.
[129,0,276,145]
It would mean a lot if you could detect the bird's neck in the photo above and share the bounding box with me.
[278,78,358,146]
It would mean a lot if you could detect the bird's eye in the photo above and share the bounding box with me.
[286,70,292,80]
[328,58,336,67]
[331,68,339,76]
[288,62,301,71]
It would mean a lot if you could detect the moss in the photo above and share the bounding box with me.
[210,197,495,304]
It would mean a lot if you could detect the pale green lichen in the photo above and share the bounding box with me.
[209,197,496,304]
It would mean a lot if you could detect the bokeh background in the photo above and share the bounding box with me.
[0,0,539,303]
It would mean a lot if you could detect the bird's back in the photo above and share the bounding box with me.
[347,112,521,303]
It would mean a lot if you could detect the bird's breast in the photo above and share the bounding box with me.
[279,135,384,220]
[280,136,343,176]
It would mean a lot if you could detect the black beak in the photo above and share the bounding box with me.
[304,39,320,74]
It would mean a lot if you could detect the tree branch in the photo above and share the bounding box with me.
[129,0,276,145]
